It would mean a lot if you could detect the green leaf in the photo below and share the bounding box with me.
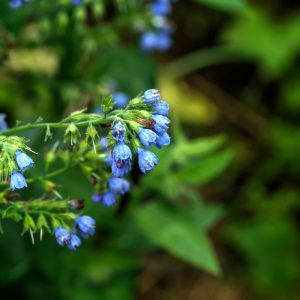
[194,0,250,14]
[133,203,221,275]
[173,135,227,164]
[176,149,234,184]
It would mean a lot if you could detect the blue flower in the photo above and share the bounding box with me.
[156,131,171,149]
[140,31,172,52]
[113,92,129,109]
[0,114,8,132]
[103,192,117,206]
[112,142,132,162]
[92,193,103,203]
[99,137,109,148]
[10,170,27,191]
[76,216,96,239]
[154,31,172,52]
[138,148,159,174]
[108,178,130,195]
[15,150,34,171]
[55,227,71,246]
[67,234,81,250]
[104,155,113,166]
[138,128,158,148]
[152,101,169,116]
[152,115,170,134]
[112,159,131,177]
[72,0,83,5]
[143,89,162,102]
[9,0,27,9]
[112,122,126,142]
[151,0,171,16]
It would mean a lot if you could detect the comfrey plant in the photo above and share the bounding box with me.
[0,89,170,250]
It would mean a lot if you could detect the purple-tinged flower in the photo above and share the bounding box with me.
[152,101,169,116]
[0,114,8,131]
[113,92,129,109]
[112,122,126,142]
[143,89,162,102]
[55,227,71,246]
[138,128,158,148]
[10,170,27,191]
[112,142,132,162]
[138,148,159,174]
[76,216,96,239]
[102,192,117,207]
[67,234,81,250]
[152,115,170,134]
[112,159,131,177]
[15,150,34,171]
[156,131,171,149]
[108,178,130,195]
[92,193,103,203]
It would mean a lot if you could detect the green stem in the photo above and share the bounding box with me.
[0,116,115,136]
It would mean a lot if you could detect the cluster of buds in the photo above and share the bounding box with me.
[91,88,170,206]
[0,88,171,251]
[0,136,35,191]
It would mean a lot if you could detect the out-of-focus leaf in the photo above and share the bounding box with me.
[176,149,234,184]
[223,11,300,76]
[133,203,221,275]
[194,0,250,14]
[173,135,227,163]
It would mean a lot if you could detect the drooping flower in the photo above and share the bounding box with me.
[102,192,117,207]
[0,114,8,131]
[10,170,27,191]
[112,142,132,162]
[156,131,171,149]
[15,150,34,171]
[92,193,103,203]
[67,234,81,250]
[138,128,158,148]
[112,159,131,177]
[152,115,170,134]
[76,216,96,239]
[112,122,126,142]
[55,227,71,246]
[138,148,159,174]
[143,89,162,102]
[108,178,130,195]
[152,101,170,116]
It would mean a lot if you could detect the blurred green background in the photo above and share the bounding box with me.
[1,0,300,299]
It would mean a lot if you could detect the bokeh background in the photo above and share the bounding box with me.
[1,0,300,299]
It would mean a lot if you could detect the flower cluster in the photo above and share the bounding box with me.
[91,88,170,207]
[0,136,35,191]
[9,0,83,9]
[55,215,96,250]
[140,0,175,52]
[0,88,171,251]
